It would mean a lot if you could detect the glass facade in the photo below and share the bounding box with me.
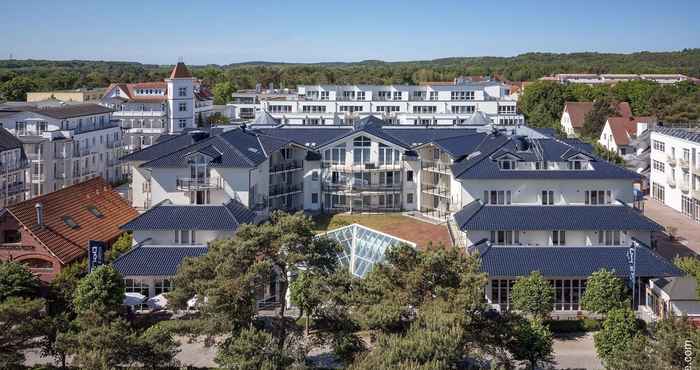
[323,224,415,278]
[491,278,587,312]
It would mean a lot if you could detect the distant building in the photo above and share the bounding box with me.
[27,88,107,103]
[541,73,689,85]
[0,103,124,198]
[560,101,632,137]
[100,62,214,152]
[227,81,523,126]
[0,127,28,207]
[0,178,138,282]
[643,276,700,322]
[599,116,657,156]
[649,127,700,223]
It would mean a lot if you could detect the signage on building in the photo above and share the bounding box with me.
[88,240,106,272]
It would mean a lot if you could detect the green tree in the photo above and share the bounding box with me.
[511,271,555,320]
[581,97,617,139]
[0,261,40,300]
[509,318,554,370]
[594,307,640,366]
[215,327,307,370]
[130,325,181,370]
[0,297,48,368]
[56,313,134,370]
[213,81,237,105]
[647,316,700,369]
[518,81,571,128]
[289,270,324,336]
[72,265,125,319]
[105,233,133,263]
[675,256,700,297]
[581,269,627,315]
[0,76,38,101]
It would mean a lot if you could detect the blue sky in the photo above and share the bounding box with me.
[1,0,698,65]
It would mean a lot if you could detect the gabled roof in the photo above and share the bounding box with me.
[121,199,256,231]
[478,245,682,278]
[607,116,656,146]
[1,104,114,119]
[654,127,700,144]
[120,131,210,162]
[457,204,663,231]
[564,101,632,129]
[250,111,280,126]
[653,276,699,301]
[0,128,24,152]
[113,245,207,277]
[465,111,492,126]
[428,133,488,159]
[6,178,138,264]
[169,62,193,79]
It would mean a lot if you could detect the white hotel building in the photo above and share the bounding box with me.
[116,118,683,316]
[0,104,123,198]
[228,80,522,126]
[649,127,700,223]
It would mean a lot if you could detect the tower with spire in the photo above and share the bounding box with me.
[165,61,195,133]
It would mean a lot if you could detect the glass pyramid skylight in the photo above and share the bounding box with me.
[322,224,416,278]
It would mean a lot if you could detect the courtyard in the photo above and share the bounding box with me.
[643,198,700,259]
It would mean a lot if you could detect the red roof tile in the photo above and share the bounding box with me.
[607,116,657,146]
[564,101,633,129]
[7,178,138,264]
[170,62,193,79]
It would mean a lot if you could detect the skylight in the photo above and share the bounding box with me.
[63,216,79,229]
[87,205,103,218]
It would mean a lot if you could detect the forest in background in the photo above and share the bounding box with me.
[1,49,700,102]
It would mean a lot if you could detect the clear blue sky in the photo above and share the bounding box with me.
[1,0,698,65]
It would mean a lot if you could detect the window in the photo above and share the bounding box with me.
[178,87,187,97]
[3,230,20,243]
[269,105,292,113]
[378,144,400,165]
[598,230,621,245]
[392,91,402,100]
[498,105,516,114]
[21,258,53,270]
[451,105,475,114]
[63,216,79,229]
[451,91,474,101]
[652,160,665,173]
[541,190,554,205]
[585,190,611,205]
[490,230,519,245]
[124,279,149,297]
[175,230,196,244]
[178,102,187,112]
[407,193,414,204]
[499,160,516,170]
[429,91,439,100]
[302,105,327,113]
[484,190,511,205]
[652,182,665,203]
[154,279,172,295]
[320,91,329,100]
[311,193,318,204]
[376,106,400,113]
[412,105,437,113]
[652,140,665,152]
[552,230,566,245]
[406,170,414,182]
[311,171,319,181]
[491,279,516,311]
[324,146,346,164]
[356,91,365,100]
[353,136,371,164]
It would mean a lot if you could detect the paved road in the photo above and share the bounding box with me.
[552,332,603,370]
[643,198,699,259]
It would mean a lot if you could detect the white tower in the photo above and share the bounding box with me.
[165,61,195,133]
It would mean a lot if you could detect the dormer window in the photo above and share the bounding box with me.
[569,160,584,170]
[499,160,516,170]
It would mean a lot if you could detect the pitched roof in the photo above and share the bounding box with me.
[113,246,207,277]
[1,104,114,119]
[170,62,193,79]
[564,101,632,129]
[456,204,662,231]
[0,128,24,152]
[6,178,139,264]
[653,276,699,301]
[250,111,280,126]
[477,245,682,278]
[607,116,656,146]
[120,130,210,162]
[121,199,256,231]
[654,127,700,144]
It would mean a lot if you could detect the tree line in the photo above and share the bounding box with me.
[1,49,700,103]
[3,212,698,369]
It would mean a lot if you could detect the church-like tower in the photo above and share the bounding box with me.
[166,62,195,133]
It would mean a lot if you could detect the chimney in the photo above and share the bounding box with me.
[35,203,44,228]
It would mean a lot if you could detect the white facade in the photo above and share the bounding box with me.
[227,82,523,126]
[0,144,27,207]
[649,128,700,223]
[0,107,124,198]
[542,73,689,85]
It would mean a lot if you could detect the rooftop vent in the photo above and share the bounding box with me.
[188,130,209,142]
[35,203,44,228]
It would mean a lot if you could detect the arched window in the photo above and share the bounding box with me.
[21,258,53,270]
[353,136,371,164]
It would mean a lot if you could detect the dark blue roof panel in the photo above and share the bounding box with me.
[113,246,207,276]
[121,200,256,231]
[458,205,662,231]
[479,246,683,278]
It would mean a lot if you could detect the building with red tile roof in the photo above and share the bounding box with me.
[560,101,632,136]
[0,177,138,281]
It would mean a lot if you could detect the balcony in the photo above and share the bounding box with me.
[269,183,302,198]
[53,151,71,159]
[667,176,677,187]
[667,156,677,166]
[106,141,121,149]
[678,158,690,170]
[73,147,94,157]
[175,177,223,191]
[421,183,451,198]
[680,181,690,193]
[27,153,42,161]
[80,168,96,177]
[1,182,27,195]
[54,172,68,180]
[269,160,303,174]
[113,110,166,117]
[106,158,121,167]
[31,174,45,182]
[0,160,28,172]
[693,190,700,201]
[422,160,452,174]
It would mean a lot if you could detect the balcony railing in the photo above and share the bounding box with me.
[269,183,302,197]
[321,162,403,172]
[668,176,677,187]
[680,181,691,193]
[421,183,451,198]
[31,174,45,182]
[270,160,303,174]
[693,190,700,201]
[27,153,42,161]
[73,147,94,157]
[176,177,223,191]
[54,172,68,180]
[53,151,71,159]
[106,141,121,149]
[422,160,452,174]
[420,207,452,220]
[679,158,690,169]
[667,156,677,166]
[1,182,26,195]
[106,158,121,167]
[0,160,28,172]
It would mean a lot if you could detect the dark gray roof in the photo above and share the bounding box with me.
[121,199,256,231]
[476,245,683,278]
[121,131,209,162]
[250,111,280,126]
[113,246,207,276]
[654,126,700,143]
[456,204,662,231]
[653,276,699,300]
[0,128,24,152]
[1,104,114,119]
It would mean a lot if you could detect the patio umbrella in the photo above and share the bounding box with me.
[123,292,146,306]
[147,293,169,310]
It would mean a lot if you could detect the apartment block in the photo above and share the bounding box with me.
[0,127,29,207]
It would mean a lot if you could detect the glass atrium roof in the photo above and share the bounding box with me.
[322,224,416,278]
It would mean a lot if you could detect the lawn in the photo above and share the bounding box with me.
[312,213,452,250]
